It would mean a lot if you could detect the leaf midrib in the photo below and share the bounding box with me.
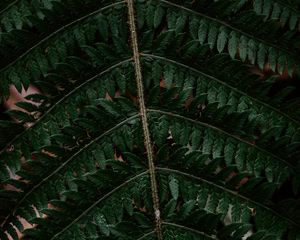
[127,0,163,238]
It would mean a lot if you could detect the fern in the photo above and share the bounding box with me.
[0,0,300,239]
[231,0,300,31]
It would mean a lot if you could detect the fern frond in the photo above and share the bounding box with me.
[1,1,300,239]
[142,56,300,163]
[156,168,299,234]
[0,1,126,99]
[239,0,300,31]
[0,59,134,182]
[149,110,292,184]
[229,0,300,30]
[142,0,300,76]
[1,111,141,234]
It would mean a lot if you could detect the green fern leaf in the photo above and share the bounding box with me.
[0,1,299,239]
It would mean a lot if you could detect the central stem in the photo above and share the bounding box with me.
[126,0,162,239]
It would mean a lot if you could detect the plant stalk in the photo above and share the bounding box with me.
[126,0,163,239]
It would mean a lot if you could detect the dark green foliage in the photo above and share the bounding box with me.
[0,0,300,239]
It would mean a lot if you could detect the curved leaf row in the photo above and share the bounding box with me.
[137,0,300,76]
[142,56,300,163]
[0,2,131,150]
[0,60,134,177]
[0,25,134,180]
[232,0,300,31]
[156,171,298,239]
[149,110,292,183]
[0,0,300,240]
[0,0,121,70]
[201,54,300,121]
[136,0,300,166]
[11,114,300,239]
[0,0,58,32]
[0,1,126,99]
[134,2,300,121]
[0,4,136,235]
[14,130,300,240]
[0,67,139,235]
